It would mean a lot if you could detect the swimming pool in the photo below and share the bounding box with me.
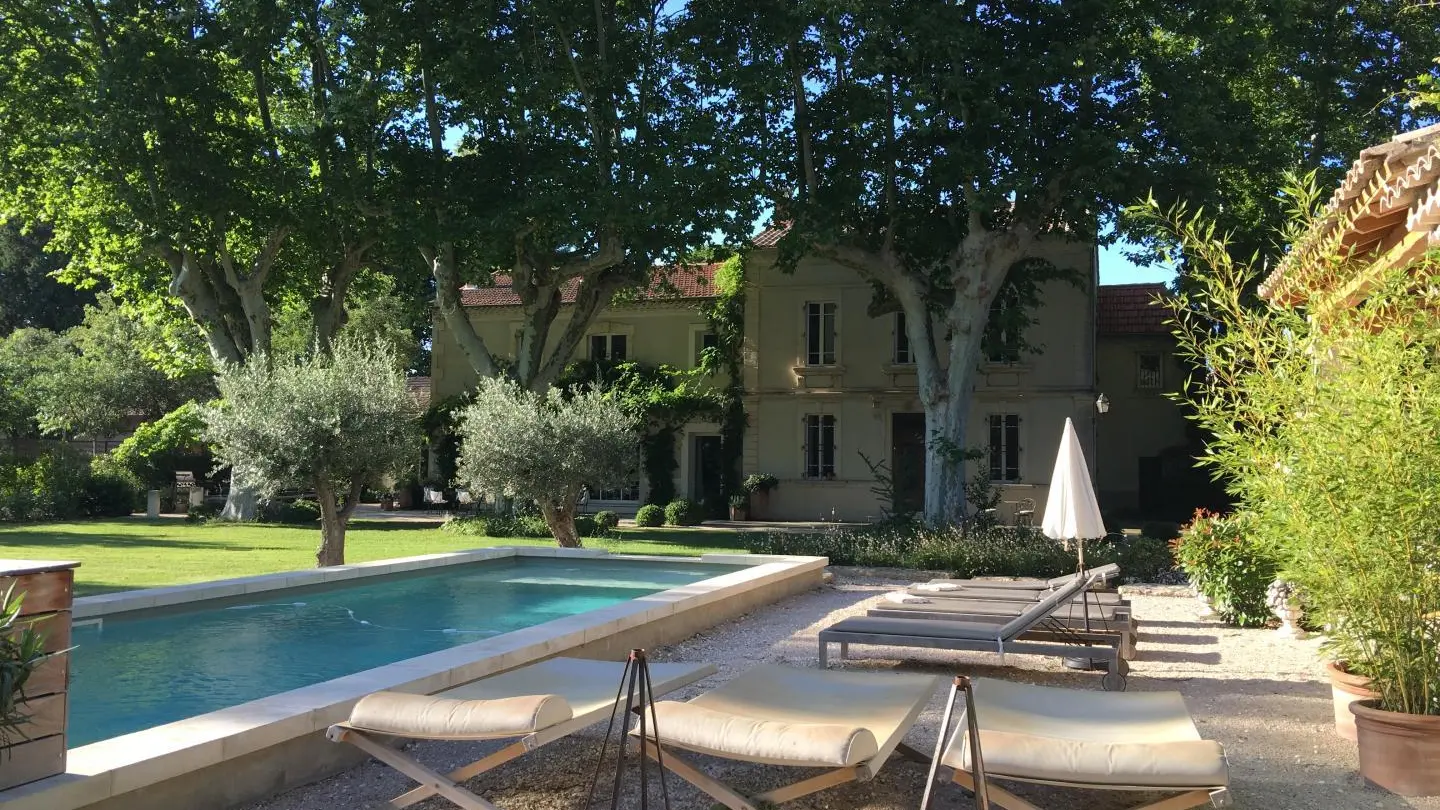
[68,556,741,746]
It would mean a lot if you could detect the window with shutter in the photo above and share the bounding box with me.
[893,312,912,364]
[987,414,1021,481]
[803,414,838,478]
[804,302,837,365]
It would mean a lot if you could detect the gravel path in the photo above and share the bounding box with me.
[245,574,1437,810]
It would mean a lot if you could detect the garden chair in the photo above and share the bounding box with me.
[635,664,941,810]
[928,677,1231,809]
[327,657,715,810]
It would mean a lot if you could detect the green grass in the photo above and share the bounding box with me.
[0,519,754,596]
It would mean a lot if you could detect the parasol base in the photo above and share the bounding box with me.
[1062,657,1107,671]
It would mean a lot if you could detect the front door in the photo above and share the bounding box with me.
[692,435,723,512]
[891,413,926,516]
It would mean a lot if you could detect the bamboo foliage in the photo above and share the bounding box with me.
[1134,178,1440,715]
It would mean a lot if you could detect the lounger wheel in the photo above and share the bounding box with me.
[1101,671,1127,691]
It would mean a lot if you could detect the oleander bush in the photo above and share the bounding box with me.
[1171,509,1276,627]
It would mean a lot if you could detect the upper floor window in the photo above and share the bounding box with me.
[893,312,912,364]
[805,302,838,366]
[1137,352,1163,390]
[589,333,628,362]
[803,414,837,479]
[693,330,718,367]
[988,414,1021,482]
[985,288,1023,363]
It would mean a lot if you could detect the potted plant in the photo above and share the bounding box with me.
[742,473,778,519]
[1141,186,1440,795]
[728,492,749,521]
[1158,230,1440,794]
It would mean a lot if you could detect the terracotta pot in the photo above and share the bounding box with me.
[750,489,770,519]
[1325,660,1380,741]
[1351,700,1440,796]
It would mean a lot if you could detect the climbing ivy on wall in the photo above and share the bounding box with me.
[701,253,748,510]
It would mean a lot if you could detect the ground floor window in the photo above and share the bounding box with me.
[803,414,837,479]
[589,333,628,361]
[988,414,1021,481]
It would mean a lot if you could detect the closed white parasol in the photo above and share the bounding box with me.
[1041,417,1106,572]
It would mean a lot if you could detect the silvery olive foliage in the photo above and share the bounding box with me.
[456,378,638,547]
[202,339,420,565]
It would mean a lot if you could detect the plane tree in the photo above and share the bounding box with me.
[0,0,402,516]
[379,0,758,391]
[684,0,1440,525]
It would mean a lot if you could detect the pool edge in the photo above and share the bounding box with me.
[0,548,826,810]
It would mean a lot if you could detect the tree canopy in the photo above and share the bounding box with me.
[0,224,94,334]
[682,0,1440,523]
[380,0,760,390]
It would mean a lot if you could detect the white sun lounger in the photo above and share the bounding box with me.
[933,678,1231,809]
[327,657,716,810]
[637,664,941,809]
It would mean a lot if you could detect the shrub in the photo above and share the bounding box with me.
[592,510,620,532]
[0,449,91,522]
[186,503,219,523]
[634,504,664,527]
[1171,510,1276,627]
[742,473,778,494]
[259,498,322,525]
[664,498,704,526]
[747,522,1178,583]
[574,515,598,537]
[82,468,139,517]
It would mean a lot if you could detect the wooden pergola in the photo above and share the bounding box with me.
[1259,124,1440,312]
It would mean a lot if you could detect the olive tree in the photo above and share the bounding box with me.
[456,378,638,547]
[202,340,419,566]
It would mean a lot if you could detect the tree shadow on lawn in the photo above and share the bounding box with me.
[0,532,292,551]
[343,520,447,531]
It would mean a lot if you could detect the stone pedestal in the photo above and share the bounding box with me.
[0,559,79,791]
[146,490,161,518]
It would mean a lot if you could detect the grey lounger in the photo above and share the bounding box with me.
[638,664,941,809]
[869,595,1136,659]
[933,678,1231,809]
[909,582,1127,605]
[821,573,1131,690]
[328,656,715,810]
[928,562,1122,590]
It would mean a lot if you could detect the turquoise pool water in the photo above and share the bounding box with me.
[68,557,740,746]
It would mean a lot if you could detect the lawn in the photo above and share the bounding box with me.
[0,519,755,596]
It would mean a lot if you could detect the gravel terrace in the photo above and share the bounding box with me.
[245,572,1437,810]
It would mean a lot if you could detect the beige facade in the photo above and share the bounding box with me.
[431,240,1126,521]
[739,242,1100,521]
[1092,284,1193,515]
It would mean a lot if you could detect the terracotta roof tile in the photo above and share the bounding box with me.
[751,223,789,247]
[460,264,719,308]
[1097,283,1171,335]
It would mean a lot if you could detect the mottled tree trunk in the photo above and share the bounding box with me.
[540,501,582,548]
[314,478,362,566]
[221,475,259,522]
